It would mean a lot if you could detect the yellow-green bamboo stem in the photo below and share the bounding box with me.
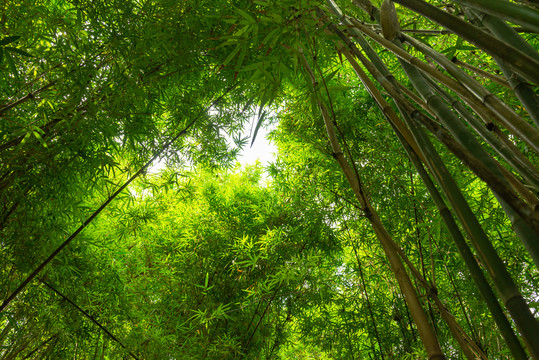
[467,9,539,126]
[331,25,539,355]
[424,77,539,194]
[329,19,539,235]
[451,58,510,88]
[400,128,528,360]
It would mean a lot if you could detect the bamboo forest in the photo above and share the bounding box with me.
[1,0,539,359]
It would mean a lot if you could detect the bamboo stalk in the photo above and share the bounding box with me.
[326,1,537,357]
[345,18,539,154]
[328,18,539,235]
[402,33,539,154]
[451,58,510,88]
[299,45,446,360]
[341,35,528,354]
[401,104,539,359]
[468,9,539,126]
[391,0,539,85]
[401,131,529,360]
[328,24,539,357]
[452,0,539,33]
[391,36,539,269]
[424,77,539,194]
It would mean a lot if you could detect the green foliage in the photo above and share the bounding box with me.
[1,0,538,359]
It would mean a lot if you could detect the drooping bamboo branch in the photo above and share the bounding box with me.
[40,279,139,360]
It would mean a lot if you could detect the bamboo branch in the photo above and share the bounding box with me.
[40,279,139,360]
[0,85,235,313]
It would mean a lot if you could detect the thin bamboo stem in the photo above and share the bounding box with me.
[329,19,539,235]
[468,10,539,127]
[451,58,510,88]
[328,24,539,357]
[424,77,539,194]
[345,18,539,154]
[0,86,235,313]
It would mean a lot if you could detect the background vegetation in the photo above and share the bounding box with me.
[1,0,538,359]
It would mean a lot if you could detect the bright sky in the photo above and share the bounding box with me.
[237,120,277,167]
[148,116,278,174]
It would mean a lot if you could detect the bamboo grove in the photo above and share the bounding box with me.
[0,0,538,359]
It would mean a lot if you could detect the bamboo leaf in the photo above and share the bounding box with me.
[4,46,33,57]
[0,35,21,46]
